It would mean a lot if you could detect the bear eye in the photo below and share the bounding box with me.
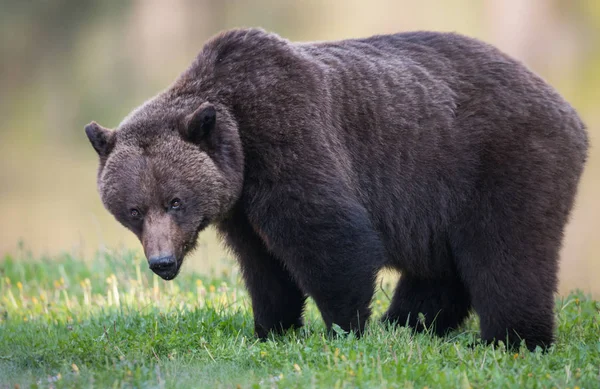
[130,208,141,218]
[170,198,182,210]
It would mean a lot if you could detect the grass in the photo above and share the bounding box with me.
[0,249,599,389]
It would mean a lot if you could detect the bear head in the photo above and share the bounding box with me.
[85,99,244,280]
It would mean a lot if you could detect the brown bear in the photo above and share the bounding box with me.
[85,28,588,350]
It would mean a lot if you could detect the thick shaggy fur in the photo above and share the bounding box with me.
[86,28,588,350]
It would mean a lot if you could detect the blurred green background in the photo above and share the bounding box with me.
[0,0,598,296]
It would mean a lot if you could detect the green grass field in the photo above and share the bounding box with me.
[1,249,599,389]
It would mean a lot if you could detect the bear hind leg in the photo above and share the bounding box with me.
[452,221,558,351]
[382,274,471,336]
[457,249,556,351]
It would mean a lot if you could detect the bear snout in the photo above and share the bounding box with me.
[148,255,179,280]
[141,212,186,280]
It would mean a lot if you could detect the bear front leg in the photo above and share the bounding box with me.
[244,255,306,339]
[249,194,384,336]
[218,210,306,339]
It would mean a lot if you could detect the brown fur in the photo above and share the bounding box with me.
[86,28,588,350]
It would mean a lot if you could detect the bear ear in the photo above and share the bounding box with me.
[85,122,115,157]
[181,102,216,144]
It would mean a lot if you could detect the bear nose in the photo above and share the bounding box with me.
[148,255,177,280]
